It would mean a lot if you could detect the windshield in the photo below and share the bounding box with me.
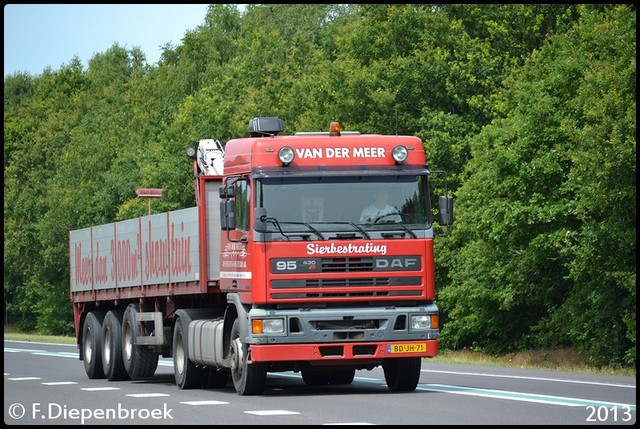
[254,175,432,236]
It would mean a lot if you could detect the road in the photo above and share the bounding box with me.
[4,340,636,425]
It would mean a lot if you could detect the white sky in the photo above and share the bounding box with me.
[3,4,212,77]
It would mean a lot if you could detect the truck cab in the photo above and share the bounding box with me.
[210,118,452,394]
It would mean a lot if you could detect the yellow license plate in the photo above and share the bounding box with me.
[388,343,427,354]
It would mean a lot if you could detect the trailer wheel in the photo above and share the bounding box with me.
[122,304,159,379]
[82,311,106,379]
[102,309,129,381]
[382,357,421,392]
[173,316,205,389]
[229,318,267,395]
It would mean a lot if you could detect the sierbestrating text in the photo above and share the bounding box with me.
[306,242,387,256]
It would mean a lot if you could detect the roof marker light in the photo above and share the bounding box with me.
[278,146,295,165]
[329,121,341,136]
[392,145,408,164]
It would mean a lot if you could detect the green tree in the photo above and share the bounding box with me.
[440,4,635,366]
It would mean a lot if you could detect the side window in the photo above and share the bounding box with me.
[235,179,250,231]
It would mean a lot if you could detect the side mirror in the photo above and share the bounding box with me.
[218,184,236,198]
[437,195,454,226]
[220,200,236,230]
[254,207,268,232]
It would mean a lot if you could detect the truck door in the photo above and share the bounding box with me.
[220,178,252,293]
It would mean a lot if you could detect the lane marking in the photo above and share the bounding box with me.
[42,381,78,385]
[244,410,300,416]
[7,377,42,381]
[422,369,636,389]
[80,387,121,391]
[126,393,171,398]
[272,372,636,411]
[180,400,229,405]
[32,351,79,359]
[419,383,636,410]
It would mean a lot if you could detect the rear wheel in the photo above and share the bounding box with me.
[173,316,206,389]
[122,304,158,379]
[229,318,267,395]
[82,311,106,379]
[102,309,129,381]
[383,357,421,392]
[206,368,230,388]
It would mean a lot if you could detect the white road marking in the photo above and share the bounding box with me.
[180,400,229,405]
[244,410,300,416]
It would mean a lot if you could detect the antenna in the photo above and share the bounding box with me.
[395,106,398,135]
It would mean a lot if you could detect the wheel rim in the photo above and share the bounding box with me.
[84,328,93,363]
[230,337,244,382]
[175,331,184,376]
[103,325,111,366]
[124,321,133,361]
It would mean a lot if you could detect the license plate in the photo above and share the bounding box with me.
[388,343,427,354]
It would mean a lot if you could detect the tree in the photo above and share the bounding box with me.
[439,4,635,366]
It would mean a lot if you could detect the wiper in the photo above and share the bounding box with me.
[266,219,325,241]
[346,221,371,239]
[393,222,417,239]
[309,222,371,240]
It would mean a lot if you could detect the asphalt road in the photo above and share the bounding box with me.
[4,340,636,425]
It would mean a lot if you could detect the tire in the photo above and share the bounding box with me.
[301,368,327,385]
[173,316,206,389]
[82,311,106,379]
[102,309,129,381]
[229,318,267,395]
[122,304,159,379]
[301,368,355,386]
[329,368,355,385]
[206,368,230,388]
[382,357,421,392]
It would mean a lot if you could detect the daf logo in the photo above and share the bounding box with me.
[375,257,420,270]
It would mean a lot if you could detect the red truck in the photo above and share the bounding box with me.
[69,117,453,395]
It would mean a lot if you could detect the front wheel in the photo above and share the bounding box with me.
[382,357,421,392]
[229,318,267,395]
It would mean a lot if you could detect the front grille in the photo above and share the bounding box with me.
[272,276,420,289]
[306,278,390,287]
[321,257,373,272]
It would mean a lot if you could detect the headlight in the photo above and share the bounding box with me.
[410,314,432,331]
[392,145,408,164]
[278,146,295,165]
[252,318,285,334]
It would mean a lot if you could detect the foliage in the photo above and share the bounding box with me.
[439,5,635,366]
[3,4,635,367]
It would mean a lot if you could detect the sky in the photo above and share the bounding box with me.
[3,4,212,77]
